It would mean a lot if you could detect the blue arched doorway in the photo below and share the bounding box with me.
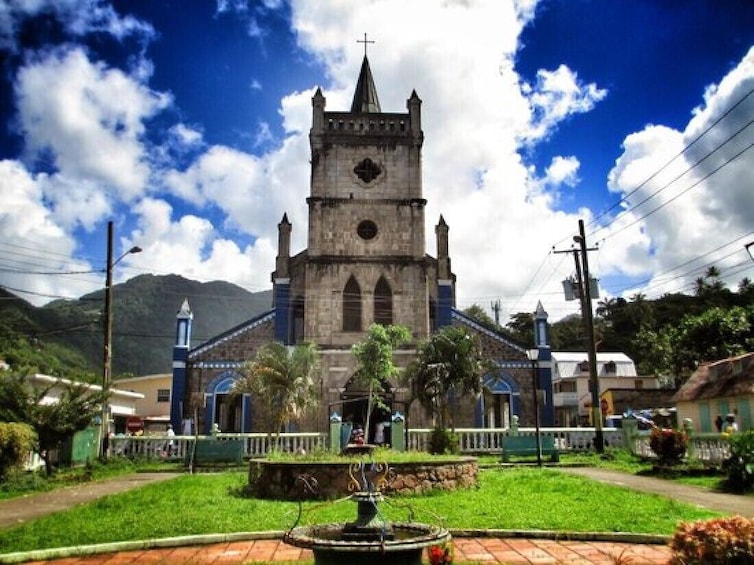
[204,371,252,434]
[476,373,521,428]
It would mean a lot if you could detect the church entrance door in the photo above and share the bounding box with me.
[340,376,393,445]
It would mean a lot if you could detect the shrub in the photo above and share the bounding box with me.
[722,430,754,493]
[0,422,36,479]
[670,516,754,564]
[428,427,459,455]
[648,427,688,466]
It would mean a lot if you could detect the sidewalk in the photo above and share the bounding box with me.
[559,467,754,517]
[0,472,182,529]
[2,467,750,564]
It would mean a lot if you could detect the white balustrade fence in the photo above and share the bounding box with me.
[109,432,326,461]
[631,432,731,464]
[407,427,625,453]
[108,427,734,465]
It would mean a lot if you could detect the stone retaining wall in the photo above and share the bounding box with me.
[250,458,478,500]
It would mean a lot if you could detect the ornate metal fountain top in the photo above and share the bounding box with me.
[347,460,394,493]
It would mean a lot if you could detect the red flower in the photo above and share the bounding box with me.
[428,542,453,565]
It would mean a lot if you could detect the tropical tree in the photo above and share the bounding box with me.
[233,341,321,448]
[351,324,411,436]
[738,277,754,298]
[634,306,753,386]
[405,326,491,431]
[463,304,498,331]
[0,372,109,476]
[505,312,534,345]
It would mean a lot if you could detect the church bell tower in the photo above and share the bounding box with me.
[274,48,436,348]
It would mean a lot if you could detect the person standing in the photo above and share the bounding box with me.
[715,415,724,433]
[166,424,175,456]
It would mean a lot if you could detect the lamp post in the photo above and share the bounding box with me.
[746,242,753,262]
[526,348,543,467]
[100,221,142,458]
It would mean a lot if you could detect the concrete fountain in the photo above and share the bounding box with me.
[282,460,451,565]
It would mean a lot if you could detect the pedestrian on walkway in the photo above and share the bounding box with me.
[165,424,175,456]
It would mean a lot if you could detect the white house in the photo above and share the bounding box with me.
[551,352,661,426]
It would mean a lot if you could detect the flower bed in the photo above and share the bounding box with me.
[249,457,478,500]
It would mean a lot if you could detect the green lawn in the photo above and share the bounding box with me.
[0,467,721,554]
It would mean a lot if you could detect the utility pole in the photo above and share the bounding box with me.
[575,220,604,453]
[555,219,604,453]
[100,221,114,459]
[100,221,142,458]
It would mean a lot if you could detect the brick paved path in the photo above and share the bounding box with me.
[22,536,674,564]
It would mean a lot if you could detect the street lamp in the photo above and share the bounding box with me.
[526,348,543,467]
[746,242,754,262]
[100,220,142,458]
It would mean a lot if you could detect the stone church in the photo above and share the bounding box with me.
[170,54,555,439]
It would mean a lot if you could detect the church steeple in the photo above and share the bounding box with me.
[350,56,381,113]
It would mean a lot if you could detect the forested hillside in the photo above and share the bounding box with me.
[0,275,272,379]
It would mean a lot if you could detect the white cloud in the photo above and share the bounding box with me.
[15,47,171,208]
[522,64,608,142]
[170,124,203,147]
[599,46,754,299]
[0,159,98,305]
[126,197,275,293]
[0,0,154,51]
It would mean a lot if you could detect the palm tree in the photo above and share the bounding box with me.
[405,326,491,430]
[233,341,321,449]
[596,297,618,320]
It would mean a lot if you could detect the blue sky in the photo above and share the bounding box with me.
[1,0,753,325]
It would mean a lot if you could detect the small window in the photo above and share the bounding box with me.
[157,389,170,403]
[604,361,617,374]
[561,381,577,393]
[578,361,590,373]
[353,158,382,183]
[357,220,378,240]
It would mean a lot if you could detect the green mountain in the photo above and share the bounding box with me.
[0,275,272,378]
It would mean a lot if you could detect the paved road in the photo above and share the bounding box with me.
[559,467,754,517]
[0,473,182,529]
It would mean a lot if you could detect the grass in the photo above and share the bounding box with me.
[0,466,721,554]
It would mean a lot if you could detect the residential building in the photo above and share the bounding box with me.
[673,352,754,433]
[551,352,661,426]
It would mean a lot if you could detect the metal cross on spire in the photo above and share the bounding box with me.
[357,32,375,57]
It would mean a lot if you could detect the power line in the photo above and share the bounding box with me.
[586,86,754,231]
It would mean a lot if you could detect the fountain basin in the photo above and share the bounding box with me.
[251,457,478,500]
[284,521,451,565]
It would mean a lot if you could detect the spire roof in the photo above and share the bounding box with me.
[350,56,381,113]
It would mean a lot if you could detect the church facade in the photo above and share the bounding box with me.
[170,55,554,439]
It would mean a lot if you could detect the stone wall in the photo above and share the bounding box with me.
[250,457,478,500]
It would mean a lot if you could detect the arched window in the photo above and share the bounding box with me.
[374,276,393,326]
[343,276,362,331]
